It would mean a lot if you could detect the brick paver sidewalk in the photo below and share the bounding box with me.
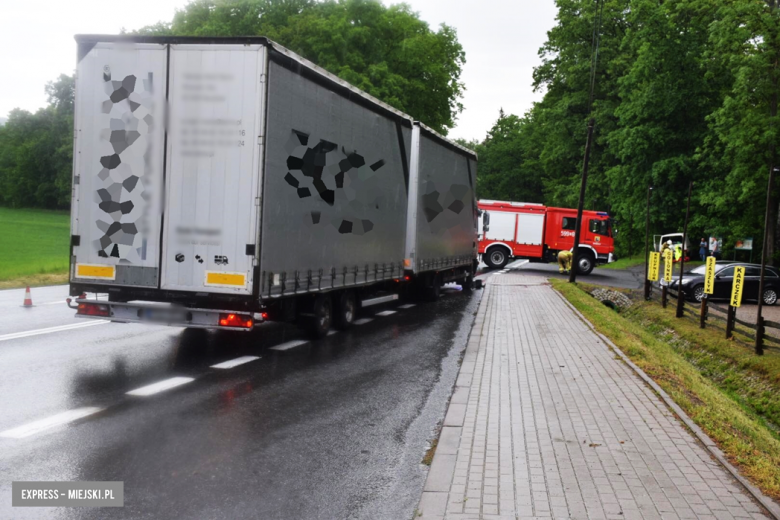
[417,270,773,519]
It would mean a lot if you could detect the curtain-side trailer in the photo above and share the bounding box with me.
[67,35,478,337]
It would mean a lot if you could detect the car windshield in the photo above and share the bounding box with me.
[688,265,707,275]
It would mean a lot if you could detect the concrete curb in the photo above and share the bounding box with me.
[551,287,780,520]
[416,282,493,519]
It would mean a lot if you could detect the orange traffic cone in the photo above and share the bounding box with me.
[22,286,33,307]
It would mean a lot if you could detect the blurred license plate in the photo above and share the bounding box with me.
[142,307,188,323]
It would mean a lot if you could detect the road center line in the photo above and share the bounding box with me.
[353,318,373,325]
[0,321,108,342]
[126,377,195,396]
[0,407,103,439]
[398,304,416,309]
[376,310,396,316]
[269,339,308,351]
[210,356,260,369]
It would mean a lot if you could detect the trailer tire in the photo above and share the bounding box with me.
[461,274,473,293]
[334,291,357,330]
[576,251,595,275]
[306,294,332,339]
[424,273,442,302]
[485,246,509,269]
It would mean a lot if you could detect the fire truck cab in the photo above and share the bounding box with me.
[477,200,615,275]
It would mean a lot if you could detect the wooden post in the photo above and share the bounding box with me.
[756,315,765,354]
[676,181,693,318]
[726,305,735,339]
[700,297,707,329]
[662,286,668,308]
[644,186,652,300]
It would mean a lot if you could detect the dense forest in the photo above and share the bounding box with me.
[1,0,779,261]
[474,0,780,259]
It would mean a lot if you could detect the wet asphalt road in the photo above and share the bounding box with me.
[0,264,637,519]
[0,284,481,520]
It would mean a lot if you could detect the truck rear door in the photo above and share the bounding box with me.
[71,43,167,287]
[160,44,266,295]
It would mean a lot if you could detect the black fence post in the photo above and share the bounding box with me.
[756,315,765,355]
[700,297,707,329]
[676,181,693,318]
[662,286,668,308]
[644,185,653,300]
[726,305,735,339]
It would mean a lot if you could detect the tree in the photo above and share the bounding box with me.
[138,0,465,134]
[0,75,74,209]
[699,0,780,261]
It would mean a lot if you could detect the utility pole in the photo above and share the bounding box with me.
[569,119,595,284]
[644,186,653,300]
[676,182,693,318]
[569,0,604,284]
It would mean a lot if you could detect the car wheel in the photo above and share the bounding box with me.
[485,247,509,269]
[691,285,704,303]
[763,288,778,306]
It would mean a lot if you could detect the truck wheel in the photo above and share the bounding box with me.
[334,291,357,330]
[485,247,509,269]
[424,273,442,302]
[576,252,595,275]
[306,294,332,339]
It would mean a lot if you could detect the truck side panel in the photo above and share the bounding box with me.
[160,45,265,295]
[259,59,411,297]
[411,130,476,273]
[70,43,167,287]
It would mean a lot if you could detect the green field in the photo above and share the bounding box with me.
[0,207,70,284]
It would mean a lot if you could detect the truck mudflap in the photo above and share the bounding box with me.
[67,298,261,331]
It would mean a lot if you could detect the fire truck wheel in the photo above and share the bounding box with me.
[576,252,595,275]
[485,247,509,269]
[306,294,332,339]
[334,291,357,330]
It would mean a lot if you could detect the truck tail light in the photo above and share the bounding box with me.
[219,313,253,329]
[77,302,110,317]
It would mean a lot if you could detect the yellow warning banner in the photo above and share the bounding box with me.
[730,266,745,308]
[205,271,246,287]
[663,250,673,282]
[75,263,116,280]
[704,256,716,295]
[648,252,660,281]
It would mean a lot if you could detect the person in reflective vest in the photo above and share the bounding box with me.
[674,243,683,262]
[558,250,573,274]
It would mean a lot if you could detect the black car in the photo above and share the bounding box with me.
[671,261,780,305]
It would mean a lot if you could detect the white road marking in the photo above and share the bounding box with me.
[353,318,373,325]
[0,321,108,343]
[398,304,416,309]
[0,407,103,439]
[376,310,397,316]
[269,339,308,351]
[210,356,260,369]
[327,330,338,336]
[126,377,195,396]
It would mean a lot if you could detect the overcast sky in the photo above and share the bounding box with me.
[0,0,557,141]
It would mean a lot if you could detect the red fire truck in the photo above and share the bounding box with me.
[477,200,615,274]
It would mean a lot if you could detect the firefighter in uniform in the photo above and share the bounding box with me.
[558,250,573,274]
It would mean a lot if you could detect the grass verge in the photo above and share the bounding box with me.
[551,279,780,500]
[0,207,70,287]
[598,254,645,270]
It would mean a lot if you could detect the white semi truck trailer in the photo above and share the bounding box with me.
[67,35,479,338]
